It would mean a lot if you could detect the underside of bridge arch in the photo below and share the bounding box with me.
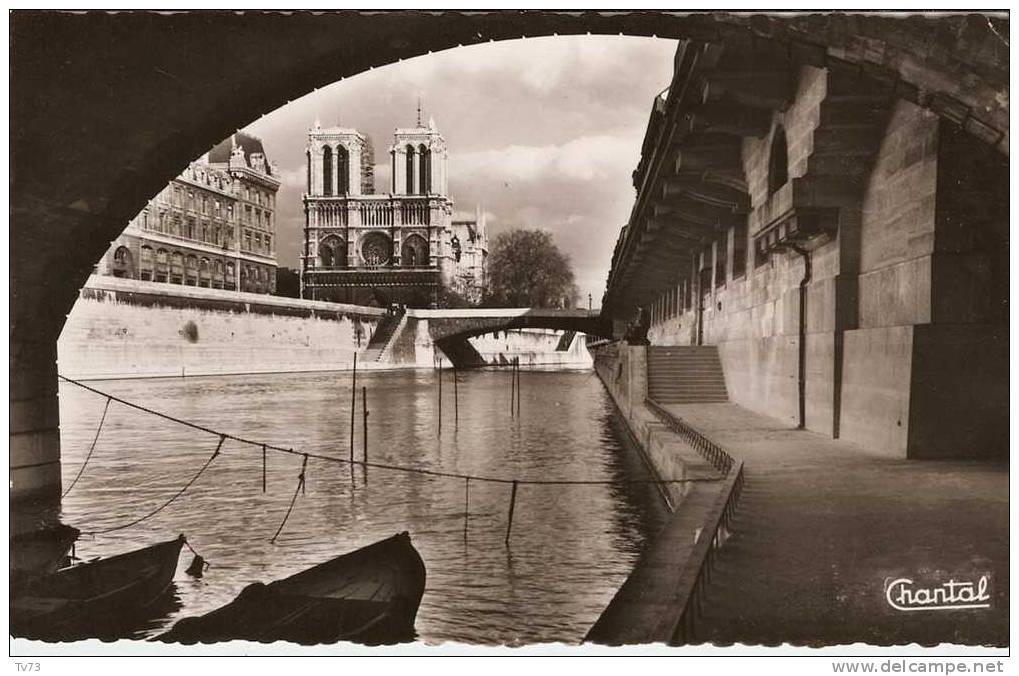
[10,11,1009,504]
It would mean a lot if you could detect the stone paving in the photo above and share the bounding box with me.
[662,403,1009,647]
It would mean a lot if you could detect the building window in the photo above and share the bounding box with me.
[405,144,415,194]
[754,239,770,268]
[139,246,154,281]
[733,221,748,279]
[199,258,211,287]
[418,144,430,194]
[361,231,392,268]
[714,237,727,289]
[185,255,198,286]
[225,262,236,290]
[265,235,271,253]
[245,231,252,251]
[322,146,333,196]
[170,252,184,284]
[337,145,349,195]
[768,125,789,195]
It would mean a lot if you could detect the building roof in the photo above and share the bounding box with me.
[209,132,275,177]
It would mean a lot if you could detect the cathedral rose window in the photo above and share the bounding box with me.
[361,232,392,268]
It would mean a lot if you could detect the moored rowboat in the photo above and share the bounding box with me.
[158,531,426,645]
[11,534,185,640]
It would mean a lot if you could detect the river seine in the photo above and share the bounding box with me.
[57,368,666,645]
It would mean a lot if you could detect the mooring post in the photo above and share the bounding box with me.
[437,363,443,436]
[453,366,459,428]
[515,357,521,419]
[350,353,358,464]
[463,477,470,540]
[505,480,519,545]
[362,386,368,460]
[510,358,516,418]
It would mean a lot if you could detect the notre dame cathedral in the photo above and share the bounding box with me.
[300,111,488,307]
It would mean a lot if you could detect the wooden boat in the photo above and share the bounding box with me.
[11,523,81,581]
[159,531,426,645]
[11,534,185,640]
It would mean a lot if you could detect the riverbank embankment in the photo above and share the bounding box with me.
[57,277,593,380]
[588,342,1008,646]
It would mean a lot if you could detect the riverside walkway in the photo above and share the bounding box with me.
[660,403,1008,647]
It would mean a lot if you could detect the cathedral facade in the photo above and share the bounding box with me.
[301,116,488,306]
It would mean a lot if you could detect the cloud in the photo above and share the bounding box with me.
[452,133,641,184]
[243,35,678,301]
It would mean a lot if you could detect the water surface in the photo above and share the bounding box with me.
[57,368,667,644]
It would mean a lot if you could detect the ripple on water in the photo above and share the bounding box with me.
[57,369,667,644]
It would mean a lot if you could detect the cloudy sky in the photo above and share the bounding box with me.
[243,35,678,303]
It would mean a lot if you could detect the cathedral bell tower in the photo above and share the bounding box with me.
[390,109,448,197]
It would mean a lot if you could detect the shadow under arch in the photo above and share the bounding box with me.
[10,10,1010,503]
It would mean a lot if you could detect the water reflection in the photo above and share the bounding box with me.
[53,369,666,644]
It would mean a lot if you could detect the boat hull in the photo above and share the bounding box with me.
[11,535,184,640]
[159,532,426,645]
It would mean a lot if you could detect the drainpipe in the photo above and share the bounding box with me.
[790,245,811,430]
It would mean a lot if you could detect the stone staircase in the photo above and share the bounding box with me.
[361,309,406,362]
[646,346,729,404]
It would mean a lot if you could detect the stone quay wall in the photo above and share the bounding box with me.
[643,66,1007,459]
[57,276,385,380]
[58,276,594,380]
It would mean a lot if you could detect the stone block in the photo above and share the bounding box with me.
[839,325,913,456]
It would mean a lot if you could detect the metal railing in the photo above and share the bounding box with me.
[646,398,733,474]
[644,397,745,645]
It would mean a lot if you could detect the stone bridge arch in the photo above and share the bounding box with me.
[11,11,1009,501]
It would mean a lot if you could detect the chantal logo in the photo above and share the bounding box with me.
[885,575,992,612]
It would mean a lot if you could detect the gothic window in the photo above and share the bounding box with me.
[768,125,789,195]
[322,146,333,196]
[361,232,392,268]
[337,145,350,195]
[418,144,430,194]
[401,234,429,267]
[405,144,415,194]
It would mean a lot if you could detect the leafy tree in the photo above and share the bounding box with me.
[484,229,579,308]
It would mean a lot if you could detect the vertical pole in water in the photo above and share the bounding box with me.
[362,386,368,484]
[515,357,521,420]
[463,477,470,540]
[453,367,459,428]
[437,363,443,436]
[505,480,519,545]
[350,353,357,484]
[261,444,267,493]
[361,386,368,461]
[510,359,516,418]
